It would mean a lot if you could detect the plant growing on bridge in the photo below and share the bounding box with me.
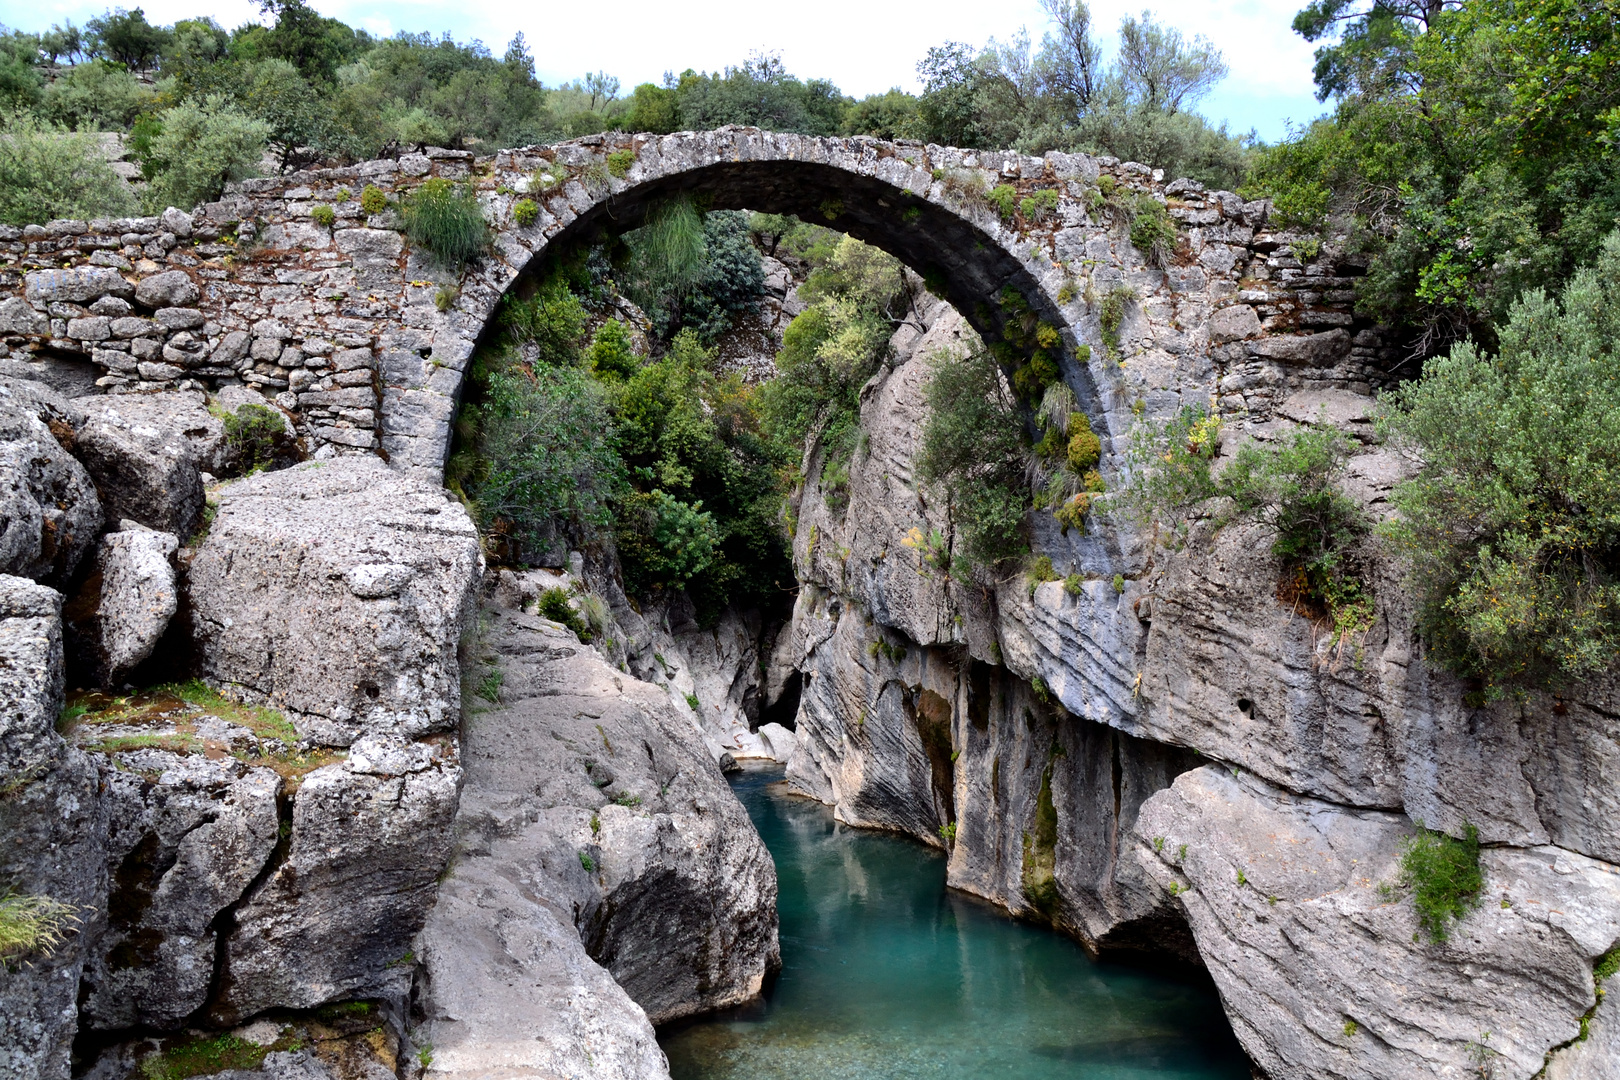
[1379,231,1620,697]
[511,197,538,227]
[360,184,389,215]
[402,177,488,270]
[1128,195,1177,267]
[1020,188,1060,223]
[987,183,1018,222]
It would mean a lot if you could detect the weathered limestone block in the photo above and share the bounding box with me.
[133,270,199,309]
[73,395,205,538]
[215,739,460,1020]
[78,756,281,1030]
[1135,767,1620,1080]
[187,459,482,745]
[417,593,777,1072]
[0,380,102,586]
[24,267,133,305]
[0,576,108,1080]
[66,523,179,687]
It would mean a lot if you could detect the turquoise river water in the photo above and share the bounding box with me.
[660,763,1252,1080]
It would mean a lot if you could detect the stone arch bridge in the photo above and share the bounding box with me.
[0,128,1392,477]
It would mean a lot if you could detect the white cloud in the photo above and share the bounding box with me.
[6,0,1328,138]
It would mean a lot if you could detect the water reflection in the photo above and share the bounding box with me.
[661,763,1250,1080]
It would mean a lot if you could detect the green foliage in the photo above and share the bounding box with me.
[537,586,591,642]
[938,821,958,844]
[137,95,268,214]
[586,318,638,379]
[1098,286,1134,359]
[619,204,764,342]
[502,283,588,366]
[511,197,538,227]
[672,54,845,136]
[0,891,78,961]
[0,112,137,225]
[685,693,700,711]
[1380,231,1620,694]
[579,851,595,872]
[138,1034,290,1080]
[1128,195,1178,266]
[310,203,335,228]
[1395,822,1483,944]
[1123,407,1373,640]
[605,148,635,177]
[917,344,1030,572]
[1595,947,1620,984]
[1020,188,1060,223]
[616,489,720,593]
[454,363,623,563]
[359,184,388,215]
[222,403,297,473]
[42,60,151,129]
[987,183,1018,221]
[401,177,487,270]
[90,7,171,71]
[1248,0,1620,354]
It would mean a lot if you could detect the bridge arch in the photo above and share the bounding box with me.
[427,129,1109,476]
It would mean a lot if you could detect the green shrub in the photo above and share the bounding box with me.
[0,891,78,961]
[1394,822,1483,944]
[137,95,268,214]
[586,318,638,379]
[1380,230,1620,696]
[685,693,700,711]
[139,1034,277,1080]
[0,112,138,225]
[511,197,538,227]
[223,403,297,473]
[310,204,335,229]
[401,177,487,270]
[360,184,389,215]
[455,364,623,563]
[1123,407,1373,642]
[605,148,636,177]
[1062,573,1084,596]
[987,183,1018,221]
[1067,413,1101,473]
[616,489,721,594]
[537,586,590,642]
[1128,195,1178,266]
[501,283,588,365]
[1020,188,1060,223]
[1098,286,1134,358]
[917,344,1030,572]
[43,60,151,129]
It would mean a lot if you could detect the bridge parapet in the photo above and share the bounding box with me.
[0,128,1397,476]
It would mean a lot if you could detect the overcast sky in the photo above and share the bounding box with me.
[3,0,1329,141]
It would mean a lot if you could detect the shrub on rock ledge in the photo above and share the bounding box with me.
[402,177,488,270]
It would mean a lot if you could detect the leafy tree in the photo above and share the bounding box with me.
[0,111,137,224]
[238,59,340,168]
[1115,12,1227,112]
[39,23,85,66]
[136,95,268,213]
[1247,0,1620,355]
[86,8,170,71]
[248,0,369,85]
[43,59,150,130]
[675,52,845,136]
[917,343,1031,572]
[621,82,679,134]
[842,89,917,140]
[1380,230,1620,695]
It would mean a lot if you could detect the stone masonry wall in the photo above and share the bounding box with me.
[0,128,1397,479]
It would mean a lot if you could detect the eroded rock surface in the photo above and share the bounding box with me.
[0,379,102,586]
[73,394,207,538]
[187,459,482,745]
[66,523,179,687]
[1136,766,1620,1080]
[414,585,778,1080]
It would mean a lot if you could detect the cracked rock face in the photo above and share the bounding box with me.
[0,379,102,586]
[73,394,207,539]
[66,523,180,687]
[79,756,282,1031]
[187,458,482,746]
[1135,766,1620,1080]
[415,584,778,1080]
[214,741,460,1021]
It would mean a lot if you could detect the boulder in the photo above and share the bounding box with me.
[73,394,205,538]
[24,267,132,305]
[65,523,180,688]
[756,722,797,763]
[213,740,460,1020]
[78,757,281,1030]
[1135,766,1620,1080]
[0,575,108,1080]
[415,592,778,1076]
[0,381,102,586]
[186,459,482,745]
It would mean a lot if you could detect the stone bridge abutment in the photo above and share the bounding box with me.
[0,128,1398,479]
